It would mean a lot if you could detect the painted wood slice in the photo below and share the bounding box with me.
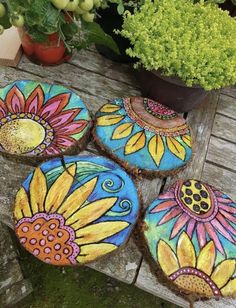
[13,155,140,266]
[94,97,192,175]
[142,179,236,299]
[0,80,92,157]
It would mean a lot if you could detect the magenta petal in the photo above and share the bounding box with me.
[211,219,235,243]
[220,209,236,224]
[157,207,182,225]
[158,191,175,200]
[217,213,236,237]
[217,197,233,204]
[196,223,206,248]
[44,146,61,155]
[219,203,236,214]
[55,137,75,147]
[49,111,76,128]
[170,213,190,239]
[186,219,196,238]
[150,200,177,213]
[40,100,63,119]
[0,100,7,117]
[205,222,225,255]
[57,121,87,135]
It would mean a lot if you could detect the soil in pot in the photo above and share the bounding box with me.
[135,69,208,113]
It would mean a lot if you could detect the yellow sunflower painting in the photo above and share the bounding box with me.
[158,232,236,298]
[14,156,140,266]
[143,179,236,298]
[94,97,192,173]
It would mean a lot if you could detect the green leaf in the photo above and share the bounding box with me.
[61,22,78,40]
[82,21,120,54]
[0,14,11,29]
[117,3,125,15]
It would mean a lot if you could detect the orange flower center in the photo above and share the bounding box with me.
[16,214,80,265]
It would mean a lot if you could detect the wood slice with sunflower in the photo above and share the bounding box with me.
[13,155,140,266]
[0,80,92,160]
[93,97,193,176]
[141,179,236,300]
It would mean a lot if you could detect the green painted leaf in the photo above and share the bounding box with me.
[46,161,110,186]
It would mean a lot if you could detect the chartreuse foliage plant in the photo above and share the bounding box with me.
[119,0,236,90]
[0,0,120,53]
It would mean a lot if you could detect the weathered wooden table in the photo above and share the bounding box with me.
[0,49,236,307]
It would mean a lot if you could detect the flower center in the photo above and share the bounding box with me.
[169,267,221,297]
[15,213,80,265]
[143,98,177,120]
[0,119,45,154]
[175,180,218,221]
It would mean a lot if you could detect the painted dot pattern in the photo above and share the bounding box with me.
[16,214,80,265]
[180,180,211,215]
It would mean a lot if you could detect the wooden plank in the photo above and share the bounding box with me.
[217,94,236,120]
[206,136,236,172]
[202,162,236,201]
[135,260,189,307]
[0,279,32,307]
[18,55,141,101]
[212,113,236,143]
[220,87,236,98]
[70,49,138,87]
[0,66,109,115]
[89,238,141,284]
[0,223,32,306]
[0,27,22,67]
[165,92,219,185]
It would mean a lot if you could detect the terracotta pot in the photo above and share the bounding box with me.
[135,69,208,113]
[18,28,72,66]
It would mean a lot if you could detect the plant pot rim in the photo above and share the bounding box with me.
[140,68,205,90]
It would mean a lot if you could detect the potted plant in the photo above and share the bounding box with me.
[118,0,236,112]
[0,0,119,65]
[96,0,143,63]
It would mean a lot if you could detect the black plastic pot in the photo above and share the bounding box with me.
[96,4,135,63]
[135,69,208,113]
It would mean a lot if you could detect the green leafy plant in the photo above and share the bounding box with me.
[0,0,119,53]
[118,0,236,90]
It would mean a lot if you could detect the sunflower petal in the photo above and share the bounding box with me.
[148,135,165,166]
[221,278,236,296]
[58,177,98,218]
[75,221,129,245]
[211,260,235,288]
[166,137,186,161]
[77,243,117,264]
[197,241,215,276]
[25,85,44,113]
[177,232,196,268]
[112,123,133,140]
[30,167,47,214]
[100,104,121,113]
[46,164,76,213]
[125,131,146,155]
[205,223,225,255]
[182,134,192,148]
[14,187,32,221]
[157,240,179,276]
[66,197,118,230]
[97,115,124,126]
[6,86,25,113]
